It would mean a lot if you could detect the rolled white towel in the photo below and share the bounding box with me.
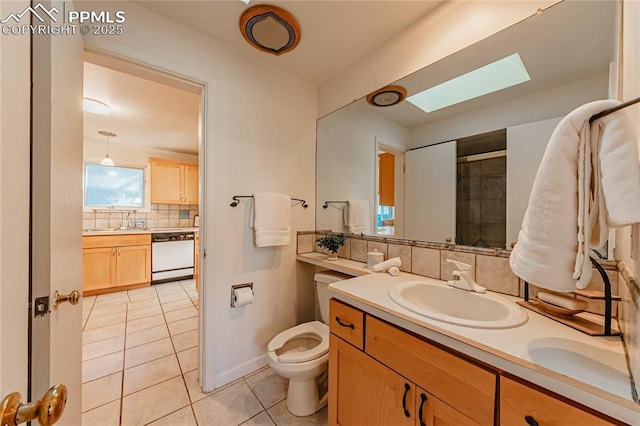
[373,257,401,272]
[387,266,400,276]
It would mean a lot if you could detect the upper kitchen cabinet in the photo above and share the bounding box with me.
[150,157,199,205]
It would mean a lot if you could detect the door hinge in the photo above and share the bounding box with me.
[34,296,50,317]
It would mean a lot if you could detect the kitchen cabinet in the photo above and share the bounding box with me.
[150,157,199,205]
[328,299,622,426]
[82,234,151,296]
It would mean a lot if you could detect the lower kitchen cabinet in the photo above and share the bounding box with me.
[82,234,151,296]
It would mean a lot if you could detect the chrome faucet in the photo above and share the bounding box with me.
[446,259,486,293]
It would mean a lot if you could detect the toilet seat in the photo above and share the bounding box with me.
[268,321,329,364]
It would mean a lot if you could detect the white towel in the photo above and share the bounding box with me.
[253,192,291,247]
[344,199,371,234]
[510,100,640,292]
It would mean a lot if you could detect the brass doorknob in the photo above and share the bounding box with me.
[53,289,81,309]
[1,384,67,426]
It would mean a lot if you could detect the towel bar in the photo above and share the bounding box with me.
[322,200,348,209]
[521,256,617,336]
[229,195,308,208]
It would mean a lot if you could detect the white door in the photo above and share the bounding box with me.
[405,141,457,243]
[1,1,83,424]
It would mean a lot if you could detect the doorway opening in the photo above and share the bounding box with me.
[80,49,206,423]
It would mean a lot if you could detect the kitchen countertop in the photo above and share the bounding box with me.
[83,227,199,236]
[297,252,640,424]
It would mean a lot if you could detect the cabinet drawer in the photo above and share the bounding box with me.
[83,234,151,249]
[500,376,617,426]
[366,316,496,425]
[329,299,364,350]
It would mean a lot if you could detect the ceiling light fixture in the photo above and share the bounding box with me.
[239,5,300,56]
[83,98,110,115]
[407,53,531,114]
[99,130,117,166]
[366,85,407,107]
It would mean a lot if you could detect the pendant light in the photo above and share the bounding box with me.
[99,130,117,166]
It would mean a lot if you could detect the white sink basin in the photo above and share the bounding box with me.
[388,281,527,329]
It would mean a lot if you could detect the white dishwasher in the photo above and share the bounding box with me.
[151,231,195,284]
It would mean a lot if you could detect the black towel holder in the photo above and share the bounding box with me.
[322,200,348,209]
[230,195,308,208]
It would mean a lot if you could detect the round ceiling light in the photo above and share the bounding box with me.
[239,5,301,56]
[366,85,407,107]
[83,98,110,115]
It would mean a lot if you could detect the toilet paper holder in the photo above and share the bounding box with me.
[230,282,254,308]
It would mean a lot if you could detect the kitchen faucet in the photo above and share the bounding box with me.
[446,259,486,293]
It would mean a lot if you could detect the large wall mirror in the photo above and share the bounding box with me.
[316,0,617,254]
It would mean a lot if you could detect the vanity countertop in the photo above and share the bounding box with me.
[83,227,199,236]
[297,252,639,424]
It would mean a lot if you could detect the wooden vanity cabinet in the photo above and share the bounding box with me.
[150,157,199,205]
[328,300,492,426]
[500,376,619,426]
[329,333,415,426]
[82,234,151,296]
[416,388,480,426]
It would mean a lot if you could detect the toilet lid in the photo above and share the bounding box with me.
[268,321,329,364]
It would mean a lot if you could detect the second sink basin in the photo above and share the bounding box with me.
[388,281,527,329]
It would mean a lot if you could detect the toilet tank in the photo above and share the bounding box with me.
[315,270,351,324]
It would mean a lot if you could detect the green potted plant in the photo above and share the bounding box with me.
[316,233,346,261]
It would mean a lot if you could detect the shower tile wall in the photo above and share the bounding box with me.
[83,204,199,230]
[456,157,506,248]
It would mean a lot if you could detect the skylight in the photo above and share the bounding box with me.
[406,53,531,114]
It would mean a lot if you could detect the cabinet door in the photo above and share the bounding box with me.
[82,247,117,293]
[116,244,151,287]
[329,333,415,426]
[415,388,480,426]
[183,164,199,205]
[151,160,183,204]
[500,377,615,426]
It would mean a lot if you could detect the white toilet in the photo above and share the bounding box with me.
[267,270,350,416]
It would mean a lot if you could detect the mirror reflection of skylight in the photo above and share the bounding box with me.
[407,53,531,113]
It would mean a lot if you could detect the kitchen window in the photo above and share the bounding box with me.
[84,163,145,209]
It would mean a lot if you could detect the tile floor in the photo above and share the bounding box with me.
[81,279,328,425]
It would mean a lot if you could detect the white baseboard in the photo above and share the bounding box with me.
[213,354,269,389]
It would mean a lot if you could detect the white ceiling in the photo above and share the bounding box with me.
[83,62,201,154]
[135,0,444,84]
[358,0,617,129]
[84,1,445,155]
[83,1,616,155]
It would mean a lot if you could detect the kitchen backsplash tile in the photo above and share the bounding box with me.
[83,204,199,230]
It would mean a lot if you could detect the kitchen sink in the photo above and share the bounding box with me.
[388,281,527,329]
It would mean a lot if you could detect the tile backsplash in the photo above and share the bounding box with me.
[83,203,199,230]
[297,231,619,314]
